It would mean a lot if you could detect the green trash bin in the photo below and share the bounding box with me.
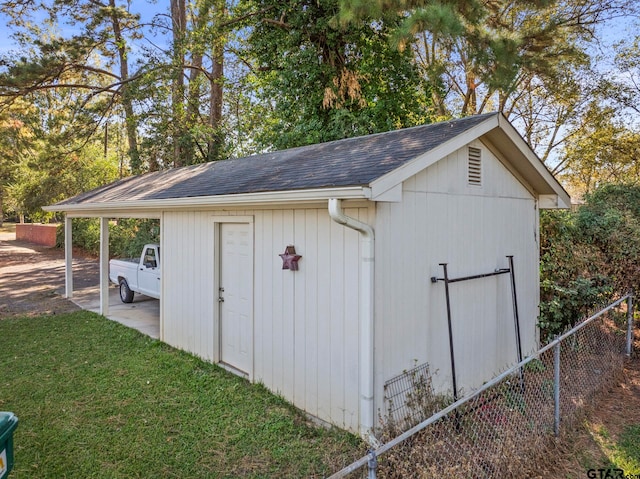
[0,412,18,479]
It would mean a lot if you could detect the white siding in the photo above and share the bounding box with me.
[374,140,540,417]
[162,207,364,432]
[253,207,365,431]
[162,211,217,361]
[160,140,543,434]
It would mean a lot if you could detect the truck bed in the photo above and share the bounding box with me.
[111,258,138,264]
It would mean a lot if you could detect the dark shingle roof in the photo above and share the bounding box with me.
[56,113,497,206]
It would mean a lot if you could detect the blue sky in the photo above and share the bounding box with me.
[0,2,637,54]
[0,1,167,56]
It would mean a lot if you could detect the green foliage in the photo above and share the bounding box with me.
[247,0,430,150]
[0,0,636,236]
[576,184,640,294]
[11,142,120,221]
[56,218,160,257]
[340,0,596,105]
[616,425,640,472]
[340,0,633,170]
[539,184,640,339]
[590,424,640,473]
[0,0,144,168]
[109,219,160,257]
[1,0,637,218]
[558,103,640,196]
[607,34,640,119]
[0,99,38,223]
[539,209,610,338]
[539,276,611,338]
[338,0,483,36]
[0,70,122,220]
[56,218,101,253]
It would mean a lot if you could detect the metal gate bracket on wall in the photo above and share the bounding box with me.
[430,256,523,401]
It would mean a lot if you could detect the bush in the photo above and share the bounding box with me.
[56,218,160,258]
[539,183,640,339]
[56,218,101,253]
[110,219,160,258]
[576,184,640,295]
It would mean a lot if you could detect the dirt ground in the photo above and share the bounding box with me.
[1,228,639,476]
[0,229,99,318]
[537,357,640,477]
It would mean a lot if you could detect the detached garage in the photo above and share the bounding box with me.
[45,112,569,440]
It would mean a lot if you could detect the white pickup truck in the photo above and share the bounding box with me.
[109,244,161,303]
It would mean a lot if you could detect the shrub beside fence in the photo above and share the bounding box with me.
[329,294,634,479]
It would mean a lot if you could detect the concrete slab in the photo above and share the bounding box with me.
[71,286,160,339]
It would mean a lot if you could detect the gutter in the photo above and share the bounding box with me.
[328,198,376,443]
[43,187,371,214]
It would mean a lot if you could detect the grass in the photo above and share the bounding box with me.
[589,423,640,474]
[617,425,640,471]
[0,311,364,478]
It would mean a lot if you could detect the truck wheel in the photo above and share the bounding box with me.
[119,279,135,303]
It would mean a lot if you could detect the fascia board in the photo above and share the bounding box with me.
[370,115,500,199]
[43,186,370,215]
[64,211,163,219]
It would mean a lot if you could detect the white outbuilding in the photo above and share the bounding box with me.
[46,113,569,439]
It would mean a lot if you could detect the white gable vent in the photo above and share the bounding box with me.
[468,146,482,186]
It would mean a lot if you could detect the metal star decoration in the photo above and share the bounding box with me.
[279,245,302,271]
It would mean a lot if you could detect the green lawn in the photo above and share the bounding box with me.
[615,425,640,472]
[0,312,364,478]
[588,423,640,475]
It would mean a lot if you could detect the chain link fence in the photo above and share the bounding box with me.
[329,294,634,479]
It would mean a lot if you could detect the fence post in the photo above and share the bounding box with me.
[627,292,634,357]
[367,450,378,479]
[554,337,561,437]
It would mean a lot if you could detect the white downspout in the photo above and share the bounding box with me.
[328,198,375,443]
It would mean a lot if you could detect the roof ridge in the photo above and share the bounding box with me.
[227,112,501,163]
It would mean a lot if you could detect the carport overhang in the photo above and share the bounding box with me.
[50,214,161,320]
[42,186,371,320]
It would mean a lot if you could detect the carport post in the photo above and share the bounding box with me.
[64,215,73,298]
[99,217,109,316]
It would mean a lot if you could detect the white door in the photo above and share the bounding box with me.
[138,246,160,298]
[219,223,253,375]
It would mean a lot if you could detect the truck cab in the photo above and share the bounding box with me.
[109,244,161,303]
[138,245,160,297]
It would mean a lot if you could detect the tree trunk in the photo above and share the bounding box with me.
[0,187,3,228]
[108,0,140,172]
[206,0,227,162]
[209,48,224,162]
[185,50,203,165]
[171,0,187,168]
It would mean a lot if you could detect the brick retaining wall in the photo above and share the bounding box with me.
[15,224,58,247]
